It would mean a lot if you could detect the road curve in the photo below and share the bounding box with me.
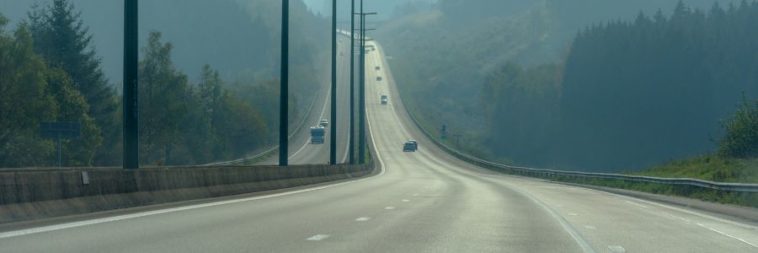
[260,35,352,165]
[0,40,757,253]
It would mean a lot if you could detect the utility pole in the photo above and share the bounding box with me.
[349,0,355,165]
[123,0,138,169]
[279,0,289,166]
[358,0,366,164]
[329,0,337,165]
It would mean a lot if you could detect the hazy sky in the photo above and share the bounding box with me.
[302,0,437,20]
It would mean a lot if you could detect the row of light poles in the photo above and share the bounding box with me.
[293,0,375,166]
[356,2,377,165]
[121,0,376,169]
[314,0,377,166]
[349,0,376,165]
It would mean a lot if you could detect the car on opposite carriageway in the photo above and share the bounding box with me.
[403,140,418,152]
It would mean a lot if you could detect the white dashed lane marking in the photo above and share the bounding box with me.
[355,217,371,222]
[608,245,626,253]
[384,206,396,210]
[306,234,331,241]
[401,199,410,202]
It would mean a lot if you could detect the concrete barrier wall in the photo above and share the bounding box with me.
[0,163,374,223]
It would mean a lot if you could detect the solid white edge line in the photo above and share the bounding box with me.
[289,88,331,160]
[696,223,758,248]
[602,190,758,230]
[0,39,386,242]
[0,129,387,240]
[514,187,597,253]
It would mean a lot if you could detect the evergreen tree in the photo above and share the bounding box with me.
[555,1,758,170]
[0,15,100,167]
[139,32,190,165]
[719,98,758,158]
[28,0,119,165]
[0,18,56,166]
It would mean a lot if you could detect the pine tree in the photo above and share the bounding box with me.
[28,0,119,165]
[139,32,191,165]
[0,18,56,166]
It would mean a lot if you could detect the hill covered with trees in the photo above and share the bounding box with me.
[379,0,757,171]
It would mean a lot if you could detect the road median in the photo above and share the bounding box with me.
[0,163,374,224]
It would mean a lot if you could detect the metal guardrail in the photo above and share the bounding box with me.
[406,112,758,193]
[204,83,327,166]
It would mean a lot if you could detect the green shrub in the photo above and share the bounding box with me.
[719,98,758,158]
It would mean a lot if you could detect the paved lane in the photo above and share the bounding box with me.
[261,35,352,165]
[0,39,756,253]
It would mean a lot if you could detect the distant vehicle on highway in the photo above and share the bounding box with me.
[310,126,325,144]
[319,118,328,127]
[376,76,383,81]
[381,95,388,105]
[403,140,418,152]
[375,66,381,70]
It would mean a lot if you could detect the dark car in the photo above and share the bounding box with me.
[403,140,418,152]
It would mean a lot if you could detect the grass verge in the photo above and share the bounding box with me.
[549,175,758,208]
[632,155,758,183]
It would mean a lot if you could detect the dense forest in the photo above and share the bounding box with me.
[381,0,757,171]
[0,0,329,167]
[551,1,758,170]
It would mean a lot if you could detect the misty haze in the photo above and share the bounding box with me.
[0,1,756,252]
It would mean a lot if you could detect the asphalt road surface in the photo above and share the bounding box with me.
[260,35,352,165]
[1,39,757,253]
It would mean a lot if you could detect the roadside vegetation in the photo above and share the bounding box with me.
[380,0,758,172]
[0,0,327,167]
[554,176,758,208]
[382,0,758,206]
[637,156,758,183]
[636,98,758,183]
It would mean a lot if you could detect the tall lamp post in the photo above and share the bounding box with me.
[349,0,356,164]
[279,0,290,166]
[329,0,338,165]
[356,1,377,164]
[123,0,139,169]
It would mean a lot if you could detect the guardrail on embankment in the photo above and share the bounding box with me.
[204,76,327,166]
[406,112,758,206]
[0,162,374,224]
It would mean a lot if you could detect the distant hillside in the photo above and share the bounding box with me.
[375,0,748,171]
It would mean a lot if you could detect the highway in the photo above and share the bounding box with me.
[1,40,757,252]
[260,35,352,165]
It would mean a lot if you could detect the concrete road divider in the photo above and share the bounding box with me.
[0,163,374,224]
